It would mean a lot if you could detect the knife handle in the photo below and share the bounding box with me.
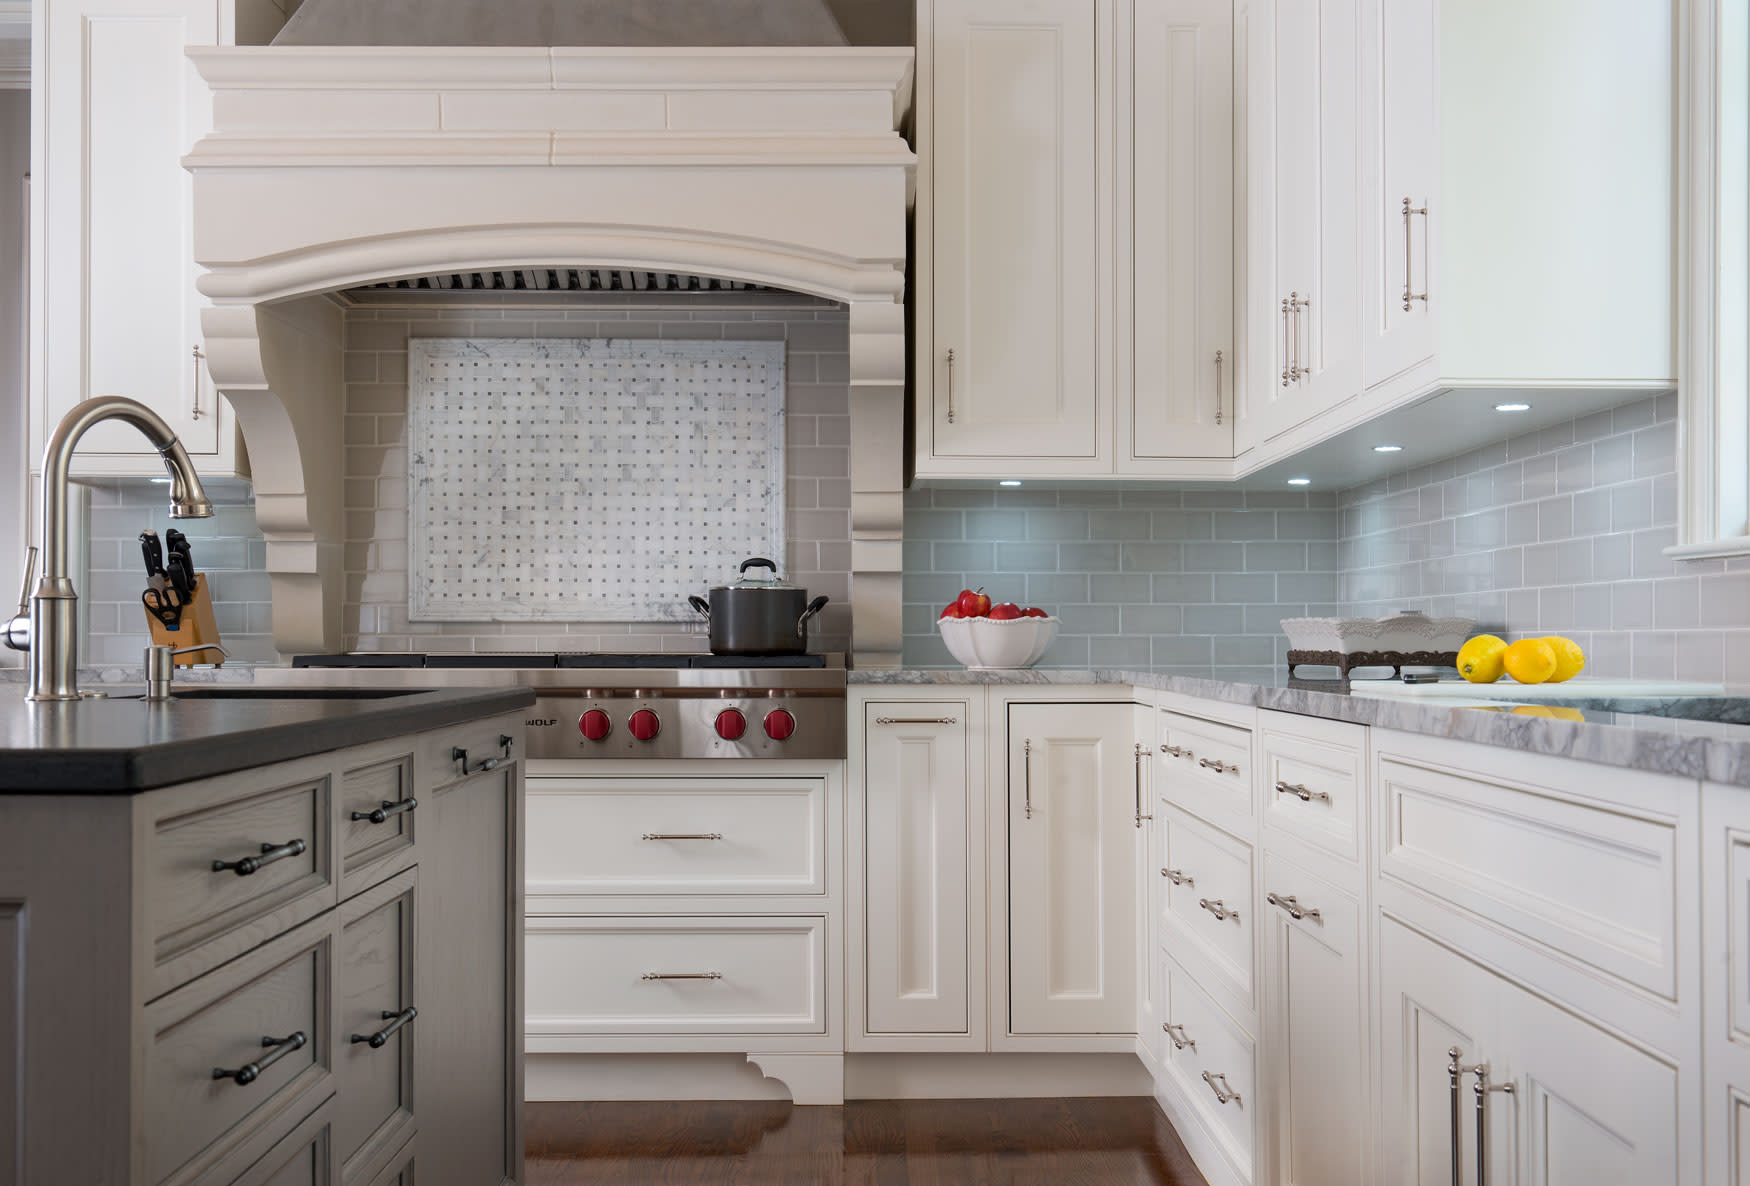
[139,530,164,578]
[166,553,193,601]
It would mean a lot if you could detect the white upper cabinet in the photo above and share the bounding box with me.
[1122,0,1236,467]
[33,0,245,477]
[1237,0,1363,449]
[919,0,1106,471]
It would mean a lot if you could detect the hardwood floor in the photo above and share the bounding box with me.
[525,1097,1211,1186]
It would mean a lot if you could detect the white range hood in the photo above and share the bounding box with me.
[183,43,914,665]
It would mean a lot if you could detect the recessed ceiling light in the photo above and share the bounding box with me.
[1372,444,1403,453]
[998,479,1023,487]
[1287,477,1312,486]
[1495,402,1532,413]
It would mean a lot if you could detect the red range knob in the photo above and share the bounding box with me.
[764,709,797,741]
[578,709,612,741]
[715,709,748,740]
[628,709,662,742]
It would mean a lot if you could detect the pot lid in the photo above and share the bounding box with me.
[715,557,802,591]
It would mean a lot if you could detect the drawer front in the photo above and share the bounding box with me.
[526,778,825,897]
[146,775,335,995]
[1158,711,1251,822]
[1158,803,1255,1004]
[1160,953,1256,1176]
[364,1137,414,1186]
[339,755,416,889]
[525,916,826,1036]
[418,716,516,791]
[1260,713,1365,864]
[335,871,416,1185]
[144,915,333,1185]
[1378,750,1680,999]
[236,1102,335,1186]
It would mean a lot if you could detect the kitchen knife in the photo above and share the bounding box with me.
[166,553,193,603]
[139,530,164,579]
[165,529,196,593]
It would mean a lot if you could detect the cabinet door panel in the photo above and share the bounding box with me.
[1007,703,1136,1034]
[864,707,971,1034]
[336,870,416,1186]
[930,0,1100,460]
[1263,852,1363,1186]
[1130,0,1234,460]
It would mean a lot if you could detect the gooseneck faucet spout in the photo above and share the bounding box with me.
[14,396,213,701]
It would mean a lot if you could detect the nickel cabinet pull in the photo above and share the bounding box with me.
[1471,1062,1513,1186]
[1198,897,1239,923]
[1267,891,1321,922]
[1134,744,1152,828]
[352,796,417,825]
[1403,197,1429,310]
[1199,757,1239,775]
[1288,292,1311,382]
[213,1031,306,1086]
[1161,744,1192,759]
[875,716,959,726]
[945,348,956,424]
[1201,1070,1241,1105]
[1274,780,1330,803]
[212,838,306,877]
[191,344,205,422]
[1161,868,1194,886]
[1162,1022,1195,1051]
[352,1006,417,1049]
[1280,298,1293,387]
[642,971,723,981]
[1023,738,1033,820]
[1214,349,1225,425]
[641,832,723,841]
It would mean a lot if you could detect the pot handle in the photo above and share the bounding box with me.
[739,558,779,576]
[687,595,710,619]
[796,594,830,638]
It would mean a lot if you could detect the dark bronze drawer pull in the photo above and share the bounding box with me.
[212,838,306,877]
[213,1030,306,1086]
[351,797,417,825]
[351,1006,418,1049]
[453,735,514,775]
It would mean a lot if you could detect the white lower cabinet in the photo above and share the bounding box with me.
[1006,701,1139,1036]
[1161,950,1259,1179]
[1378,916,1680,1186]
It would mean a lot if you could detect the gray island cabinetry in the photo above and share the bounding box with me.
[0,686,533,1186]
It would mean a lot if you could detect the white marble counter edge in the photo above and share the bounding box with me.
[849,667,1746,788]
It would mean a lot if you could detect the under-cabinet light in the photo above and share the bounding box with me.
[1287,477,1312,486]
[1494,402,1533,413]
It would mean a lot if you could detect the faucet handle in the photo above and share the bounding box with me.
[14,545,35,615]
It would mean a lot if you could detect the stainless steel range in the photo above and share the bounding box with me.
[260,653,847,761]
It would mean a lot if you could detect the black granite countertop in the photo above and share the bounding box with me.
[0,685,536,793]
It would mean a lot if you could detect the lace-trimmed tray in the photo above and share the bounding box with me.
[407,337,785,622]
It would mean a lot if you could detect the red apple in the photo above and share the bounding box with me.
[956,587,992,617]
[939,602,964,619]
[988,602,1023,620]
[1023,606,1050,618]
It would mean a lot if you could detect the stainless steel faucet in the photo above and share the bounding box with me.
[6,396,213,701]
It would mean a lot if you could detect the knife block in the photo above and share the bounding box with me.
[143,574,225,667]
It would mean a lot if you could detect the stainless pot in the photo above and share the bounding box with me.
[687,558,829,656]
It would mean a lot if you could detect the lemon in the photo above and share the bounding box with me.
[1542,636,1585,683]
[1456,634,1508,683]
[1502,638,1558,684]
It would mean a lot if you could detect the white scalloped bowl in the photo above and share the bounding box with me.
[1279,613,1476,656]
[938,615,1060,670]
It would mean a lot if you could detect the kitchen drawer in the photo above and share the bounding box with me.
[1158,710,1251,824]
[525,915,826,1038]
[143,912,333,1186]
[235,1101,335,1186]
[335,870,417,1186]
[339,754,416,895]
[417,715,517,790]
[143,773,336,997]
[1259,712,1366,866]
[1160,952,1256,1179]
[1377,745,1681,999]
[1157,802,1255,1008]
[526,777,825,899]
[363,1135,414,1186]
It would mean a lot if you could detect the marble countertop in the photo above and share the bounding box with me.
[850,667,1750,788]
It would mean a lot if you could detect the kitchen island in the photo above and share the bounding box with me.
[0,682,534,1186]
